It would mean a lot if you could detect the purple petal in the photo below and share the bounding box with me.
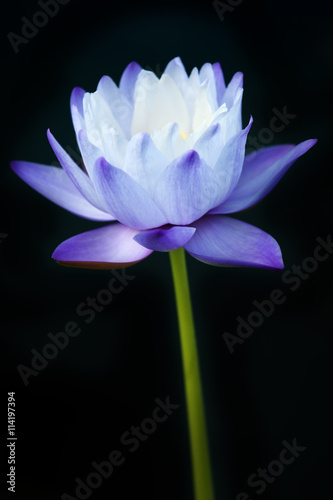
[70,87,85,116]
[52,223,152,269]
[133,225,196,252]
[212,62,226,107]
[93,157,168,230]
[184,215,284,270]
[119,61,142,103]
[47,129,109,213]
[211,139,317,214]
[153,150,221,225]
[71,104,85,139]
[70,87,86,138]
[10,161,113,221]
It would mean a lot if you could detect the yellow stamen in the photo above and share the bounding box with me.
[180,131,187,140]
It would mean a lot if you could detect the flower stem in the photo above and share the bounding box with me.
[169,247,215,500]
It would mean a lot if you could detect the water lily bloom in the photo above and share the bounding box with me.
[11,57,316,270]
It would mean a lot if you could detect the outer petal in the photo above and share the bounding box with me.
[93,157,168,230]
[119,61,142,103]
[133,225,196,252]
[52,223,153,269]
[184,215,284,270]
[153,150,221,225]
[47,129,108,213]
[10,161,113,221]
[211,139,317,214]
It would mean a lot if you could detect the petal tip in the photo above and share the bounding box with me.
[70,86,85,104]
[212,122,221,134]
[186,149,200,163]
[128,61,141,70]
[94,155,109,171]
[10,160,19,172]
[272,254,284,270]
[233,71,244,86]
[305,138,318,148]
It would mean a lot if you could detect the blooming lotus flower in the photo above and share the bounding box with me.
[11,57,316,270]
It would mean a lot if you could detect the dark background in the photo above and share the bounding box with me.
[1,0,332,498]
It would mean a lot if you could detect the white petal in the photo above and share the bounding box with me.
[151,122,187,162]
[210,88,243,144]
[77,128,127,177]
[199,63,219,112]
[192,79,214,131]
[83,92,125,155]
[131,71,191,136]
[164,57,189,92]
[101,128,128,169]
[97,75,133,139]
[185,121,209,149]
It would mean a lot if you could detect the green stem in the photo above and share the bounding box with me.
[169,247,215,500]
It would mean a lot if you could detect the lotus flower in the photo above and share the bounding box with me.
[11,57,316,270]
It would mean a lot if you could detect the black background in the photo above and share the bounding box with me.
[1,0,333,498]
